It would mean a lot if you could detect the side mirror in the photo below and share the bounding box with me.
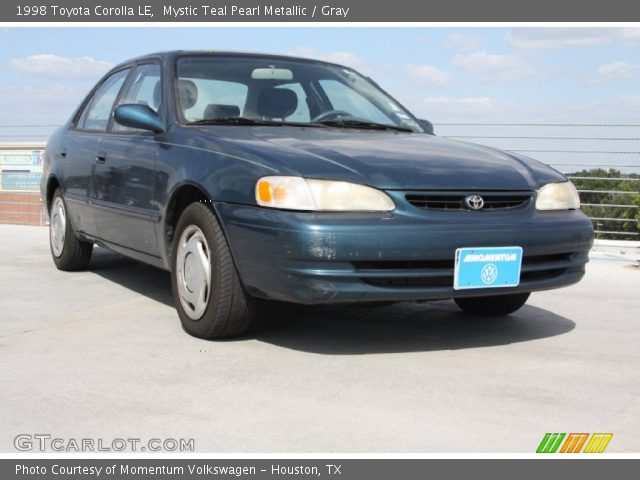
[418,118,435,135]
[114,104,164,133]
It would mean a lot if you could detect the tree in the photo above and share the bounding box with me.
[569,168,640,240]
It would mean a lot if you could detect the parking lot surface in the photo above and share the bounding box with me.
[0,224,638,452]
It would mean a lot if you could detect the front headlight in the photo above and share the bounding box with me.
[255,176,395,211]
[535,181,580,210]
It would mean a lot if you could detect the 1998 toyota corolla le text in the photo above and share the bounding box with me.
[41,51,594,339]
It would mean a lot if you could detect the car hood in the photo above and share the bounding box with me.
[193,126,566,190]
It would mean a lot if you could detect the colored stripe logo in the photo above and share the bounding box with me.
[537,433,565,453]
[583,433,614,453]
[537,433,613,453]
[560,433,589,453]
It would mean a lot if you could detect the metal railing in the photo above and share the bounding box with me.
[2,124,640,241]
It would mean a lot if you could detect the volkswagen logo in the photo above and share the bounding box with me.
[481,264,498,284]
[465,194,485,210]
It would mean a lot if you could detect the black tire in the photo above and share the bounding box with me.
[171,202,254,339]
[49,189,93,271]
[454,292,530,316]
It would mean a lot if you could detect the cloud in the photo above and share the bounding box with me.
[507,28,640,49]
[9,54,112,80]
[596,61,640,79]
[288,47,371,75]
[587,61,640,84]
[545,94,640,125]
[421,96,494,109]
[444,33,482,51]
[0,82,88,126]
[451,51,539,82]
[405,64,451,87]
[397,93,640,133]
[396,93,495,121]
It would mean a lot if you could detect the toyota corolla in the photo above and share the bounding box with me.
[41,51,594,339]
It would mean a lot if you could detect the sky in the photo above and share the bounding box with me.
[1,26,639,170]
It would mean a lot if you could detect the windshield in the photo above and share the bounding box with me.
[175,55,423,132]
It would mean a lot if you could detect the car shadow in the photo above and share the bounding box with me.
[89,248,576,355]
[89,248,175,307]
[249,301,575,355]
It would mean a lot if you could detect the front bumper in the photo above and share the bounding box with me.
[216,201,594,304]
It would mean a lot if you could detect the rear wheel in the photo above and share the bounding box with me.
[171,202,254,339]
[49,189,93,271]
[454,292,530,316]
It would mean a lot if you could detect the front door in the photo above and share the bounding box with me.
[91,63,163,256]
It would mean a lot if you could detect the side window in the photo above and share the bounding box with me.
[276,83,310,122]
[318,79,392,124]
[113,64,162,133]
[77,69,130,131]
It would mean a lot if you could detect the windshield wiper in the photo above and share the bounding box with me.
[188,117,328,128]
[313,119,413,133]
[189,116,410,131]
[188,117,283,126]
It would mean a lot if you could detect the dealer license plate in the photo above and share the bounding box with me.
[453,246,523,290]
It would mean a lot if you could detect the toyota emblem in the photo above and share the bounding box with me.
[465,194,485,210]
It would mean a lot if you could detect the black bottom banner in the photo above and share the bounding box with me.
[3,459,638,480]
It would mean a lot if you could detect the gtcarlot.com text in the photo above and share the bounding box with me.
[14,434,194,452]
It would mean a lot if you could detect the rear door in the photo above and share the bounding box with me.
[91,63,163,256]
[62,68,131,236]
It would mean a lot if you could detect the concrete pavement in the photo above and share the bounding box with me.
[0,224,638,452]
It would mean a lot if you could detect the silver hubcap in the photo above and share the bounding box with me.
[176,225,212,320]
[50,197,66,257]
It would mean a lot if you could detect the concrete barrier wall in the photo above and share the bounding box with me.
[0,143,47,226]
[0,191,45,226]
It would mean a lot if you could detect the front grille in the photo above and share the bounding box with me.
[352,259,455,270]
[362,269,567,288]
[406,192,532,211]
[353,253,578,289]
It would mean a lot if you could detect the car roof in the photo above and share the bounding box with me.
[110,50,353,72]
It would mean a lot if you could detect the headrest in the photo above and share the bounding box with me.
[178,79,198,110]
[257,88,297,119]
[152,81,162,110]
[203,104,241,120]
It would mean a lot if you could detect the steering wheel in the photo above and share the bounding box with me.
[311,110,352,122]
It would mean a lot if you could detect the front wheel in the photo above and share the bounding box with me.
[454,292,530,316]
[171,202,254,339]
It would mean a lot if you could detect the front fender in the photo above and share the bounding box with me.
[155,128,286,207]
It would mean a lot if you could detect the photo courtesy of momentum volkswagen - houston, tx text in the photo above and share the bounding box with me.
[42,50,593,339]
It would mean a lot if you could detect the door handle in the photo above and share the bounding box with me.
[95,152,107,164]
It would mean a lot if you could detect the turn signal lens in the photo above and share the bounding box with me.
[257,181,273,203]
